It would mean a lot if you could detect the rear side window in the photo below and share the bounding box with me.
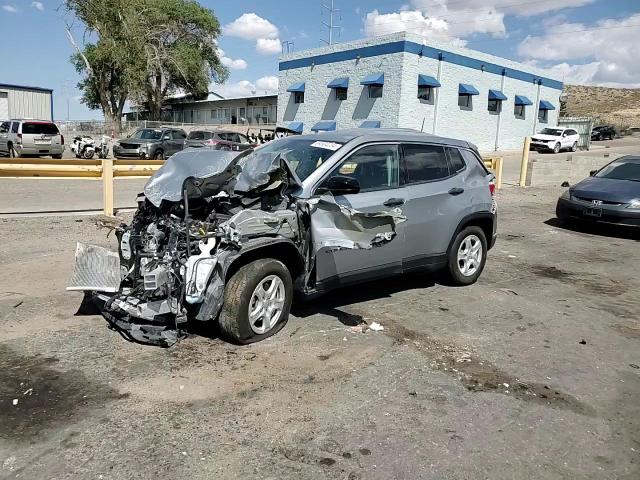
[0,122,9,134]
[172,130,186,139]
[446,147,466,173]
[403,144,450,183]
[22,122,59,135]
[11,122,18,133]
[188,131,204,140]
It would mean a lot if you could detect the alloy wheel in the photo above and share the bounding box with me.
[248,274,286,334]
[457,235,483,277]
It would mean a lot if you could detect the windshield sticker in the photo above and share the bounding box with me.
[310,141,342,151]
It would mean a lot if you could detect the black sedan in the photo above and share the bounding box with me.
[556,156,640,227]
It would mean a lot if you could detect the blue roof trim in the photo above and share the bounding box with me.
[311,120,337,132]
[360,73,384,85]
[418,74,441,87]
[286,82,305,93]
[488,89,507,101]
[0,83,53,93]
[279,40,563,91]
[360,120,381,128]
[327,77,349,89]
[539,100,556,110]
[514,95,533,106]
[286,121,304,133]
[459,83,479,95]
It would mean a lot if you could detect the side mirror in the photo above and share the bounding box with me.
[589,169,598,176]
[325,175,360,195]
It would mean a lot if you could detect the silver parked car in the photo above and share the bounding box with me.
[0,119,64,158]
[113,127,187,159]
[184,129,255,151]
[69,129,497,346]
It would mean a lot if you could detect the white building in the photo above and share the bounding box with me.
[0,83,54,121]
[277,32,562,151]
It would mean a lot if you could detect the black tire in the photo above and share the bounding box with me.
[571,142,578,152]
[218,258,293,344]
[553,142,561,154]
[52,154,62,159]
[153,149,165,160]
[446,226,487,286]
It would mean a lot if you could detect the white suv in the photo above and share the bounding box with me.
[0,119,64,158]
[530,127,579,154]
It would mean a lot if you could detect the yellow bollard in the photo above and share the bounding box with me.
[102,158,114,216]
[519,137,531,187]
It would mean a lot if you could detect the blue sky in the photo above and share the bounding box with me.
[1,0,638,120]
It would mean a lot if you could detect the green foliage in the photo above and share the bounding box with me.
[66,0,228,123]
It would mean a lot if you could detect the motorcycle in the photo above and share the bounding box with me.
[97,135,110,159]
[70,136,96,159]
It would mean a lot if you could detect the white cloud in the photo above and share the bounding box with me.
[256,37,281,55]
[255,76,279,93]
[518,14,640,87]
[212,76,279,98]
[31,1,43,11]
[223,13,279,40]
[2,4,17,13]
[217,47,247,70]
[411,0,595,18]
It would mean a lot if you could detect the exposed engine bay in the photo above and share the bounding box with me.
[68,148,405,347]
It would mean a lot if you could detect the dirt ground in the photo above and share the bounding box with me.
[0,186,639,479]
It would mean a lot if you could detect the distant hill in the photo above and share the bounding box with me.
[563,85,640,129]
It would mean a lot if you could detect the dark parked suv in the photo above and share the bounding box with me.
[184,129,255,151]
[591,125,615,141]
[69,129,498,346]
[113,127,187,159]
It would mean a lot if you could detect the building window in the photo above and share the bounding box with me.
[458,94,472,109]
[294,92,304,104]
[210,109,216,120]
[538,109,548,123]
[514,104,525,119]
[488,99,501,113]
[335,87,347,101]
[418,86,432,102]
[368,85,383,99]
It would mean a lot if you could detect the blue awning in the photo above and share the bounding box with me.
[514,95,533,106]
[488,89,507,101]
[285,122,304,133]
[459,83,479,95]
[286,82,305,93]
[418,74,441,87]
[327,77,349,89]
[539,100,556,110]
[360,73,384,86]
[311,120,336,132]
[360,120,381,128]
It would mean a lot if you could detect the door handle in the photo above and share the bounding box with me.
[448,187,464,195]
[383,198,405,207]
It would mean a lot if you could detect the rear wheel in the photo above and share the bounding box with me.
[218,258,292,344]
[553,142,561,154]
[447,226,487,286]
[52,154,62,159]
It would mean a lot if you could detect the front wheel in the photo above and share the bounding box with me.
[553,142,561,154]
[218,258,293,344]
[153,149,165,160]
[8,145,19,158]
[52,154,62,159]
[447,226,487,286]
[83,149,95,159]
[571,142,578,152]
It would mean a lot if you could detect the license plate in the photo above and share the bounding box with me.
[583,207,602,217]
[35,139,51,145]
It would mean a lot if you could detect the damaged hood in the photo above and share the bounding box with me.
[143,148,302,207]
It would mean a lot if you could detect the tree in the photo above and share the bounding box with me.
[65,0,228,129]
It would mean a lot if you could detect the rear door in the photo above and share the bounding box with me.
[400,143,473,269]
[313,143,407,286]
[0,121,9,153]
[171,130,186,154]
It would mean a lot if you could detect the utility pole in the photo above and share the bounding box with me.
[321,0,341,46]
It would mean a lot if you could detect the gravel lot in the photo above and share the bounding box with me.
[0,186,638,479]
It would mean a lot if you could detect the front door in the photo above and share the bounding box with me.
[312,143,407,288]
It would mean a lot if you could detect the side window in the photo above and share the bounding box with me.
[0,122,9,134]
[237,134,249,143]
[403,144,451,183]
[323,144,399,193]
[446,147,466,173]
[174,130,186,139]
[11,122,19,133]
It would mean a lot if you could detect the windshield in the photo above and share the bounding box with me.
[595,159,640,182]
[540,128,562,136]
[131,129,162,140]
[247,137,344,181]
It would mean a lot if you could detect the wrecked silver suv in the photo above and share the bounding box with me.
[68,129,497,346]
